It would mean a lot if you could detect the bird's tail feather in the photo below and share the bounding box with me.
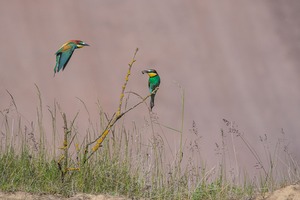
[150,94,155,111]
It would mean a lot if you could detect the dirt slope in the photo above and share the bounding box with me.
[1,0,300,178]
[0,192,129,200]
[256,184,300,200]
[1,184,300,200]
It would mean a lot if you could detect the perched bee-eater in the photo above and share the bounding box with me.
[142,69,161,111]
[54,40,89,76]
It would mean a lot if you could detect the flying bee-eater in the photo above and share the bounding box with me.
[142,69,161,111]
[54,40,89,76]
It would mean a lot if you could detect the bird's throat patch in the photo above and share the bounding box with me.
[148,72,157,77]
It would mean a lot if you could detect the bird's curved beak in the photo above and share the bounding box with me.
[142,70,149,74]
[77,43,90,48]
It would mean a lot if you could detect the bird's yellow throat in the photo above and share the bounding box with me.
[148,72,157,77]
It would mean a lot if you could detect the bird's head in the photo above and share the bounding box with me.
[70,40,90,48]
[142,69,158,77]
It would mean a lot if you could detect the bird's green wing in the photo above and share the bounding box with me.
[54,46,76,73]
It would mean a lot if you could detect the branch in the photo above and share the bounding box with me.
[83,87,158,164]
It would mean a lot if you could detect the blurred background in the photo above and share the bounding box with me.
[1,0,300,179]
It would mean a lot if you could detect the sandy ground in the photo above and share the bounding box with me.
[256,184,300,200]
[0,192,129,200]
[1,185,300,200]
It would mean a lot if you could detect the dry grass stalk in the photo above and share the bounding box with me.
[82,48,159,164]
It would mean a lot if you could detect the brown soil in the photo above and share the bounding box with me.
[256,184,300,200]
[1,185,300,200]
[0,192,129,200]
